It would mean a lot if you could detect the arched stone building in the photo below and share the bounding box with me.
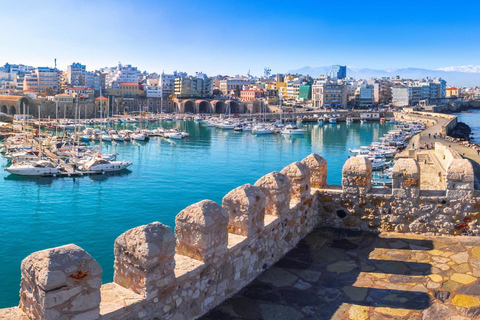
[177,98,247,114]
[0,95,30,115]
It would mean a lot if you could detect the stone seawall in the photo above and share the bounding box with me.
[1,151,479,319]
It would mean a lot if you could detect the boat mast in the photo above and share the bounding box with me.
[55,99,58,137]
[38,104,42,160]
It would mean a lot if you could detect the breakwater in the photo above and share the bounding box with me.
[1,139,479,319]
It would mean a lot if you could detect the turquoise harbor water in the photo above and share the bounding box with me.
[453,109,480,143]
[0,120,396,308]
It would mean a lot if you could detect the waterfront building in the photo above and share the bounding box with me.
[285,77,303,100]
[219,77,256,96]
[174,73,213,98]
[446,86,460,97]
[311,80,347,108]
[240,90,264,101]
[159,72,177,98]
[66,62,86,86]
[23,73,39,93]
[330,65,347,80]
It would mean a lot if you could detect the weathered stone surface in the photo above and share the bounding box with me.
[301,153,327,189]
[114,222,176,298]
[222,184,266,237]
[392,159,420,199]
[19,244,101,320]
[175,200,229,262]
[254,171,291,216]
[342,157,372,195]
[446,159,474,198]
[280,161,311,202]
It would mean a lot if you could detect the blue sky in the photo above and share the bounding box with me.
[1,0,480,76]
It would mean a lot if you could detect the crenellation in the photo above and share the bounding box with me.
[280,161,311,202]
[174,200,229,263]
[5,151,480,320]
[301,153,327,189]
[113,222,176,299]
[392,158,420,199]
[342,156,372,196]
[19,244,102,320]
[446,159,474,198]
[222,184,266,237]
[254,171,291,216]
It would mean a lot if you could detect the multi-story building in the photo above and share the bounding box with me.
[67,62,86,86]
[285,77,303,100]
[240,90,264,101]
[34,67,60,93]
[311,80,347,108]
[23,73,39,92]
[356,85,374,108]
[330,65,347,80]
[392,85,410,107]
[85,71,95,89]
[298,84,312,100]
[219,78,255,96]
[159,72,177,98]
[144,84,162,98]
[106,64,139,89]
[174,73,213,98]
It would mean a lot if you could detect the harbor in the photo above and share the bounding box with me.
[0,118,400,308]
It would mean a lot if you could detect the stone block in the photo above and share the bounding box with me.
[19,244,101,320]
[222,184,266,237]
[114,222,176,299]
[342,156,372,196]
[280,161,311,202]
[301,153,327,189]
[175,200,228,262]
[254,171,291,216]
[392,158,420,199]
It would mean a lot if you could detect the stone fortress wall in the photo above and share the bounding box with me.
[1,141,479,319]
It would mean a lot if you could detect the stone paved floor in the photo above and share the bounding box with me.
[201,228,480,320]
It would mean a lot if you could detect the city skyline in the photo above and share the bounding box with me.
[2,0,480,76]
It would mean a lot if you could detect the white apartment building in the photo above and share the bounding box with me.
[144,85,162,98]
[67,62,86,86]
[392,86,410,107]
[175,73,213,98]
[106,64,139,89]
[160,72,178,98]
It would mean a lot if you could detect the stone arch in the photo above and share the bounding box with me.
[227,100,242,114]
[8,105,16,115]
[212,100,225,114]
[1,105,6,114]
[197,100,211,114]
[181,100,195,114]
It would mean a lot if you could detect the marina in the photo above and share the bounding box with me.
[0,119,398,308]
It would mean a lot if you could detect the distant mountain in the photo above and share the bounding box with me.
[437,65,480,73]
[286,66,480,86]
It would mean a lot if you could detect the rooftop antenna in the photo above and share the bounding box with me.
[54,58,57,69]
[264,67,271,78]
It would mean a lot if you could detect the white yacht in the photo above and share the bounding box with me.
[78,157,132,172]
[5,160,60,176]
[281,124,307,135]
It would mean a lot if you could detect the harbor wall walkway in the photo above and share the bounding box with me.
[1,146,480,319]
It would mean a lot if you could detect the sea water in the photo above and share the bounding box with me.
[0,120,395,307]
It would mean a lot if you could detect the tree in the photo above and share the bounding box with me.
[44,87,54,96]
